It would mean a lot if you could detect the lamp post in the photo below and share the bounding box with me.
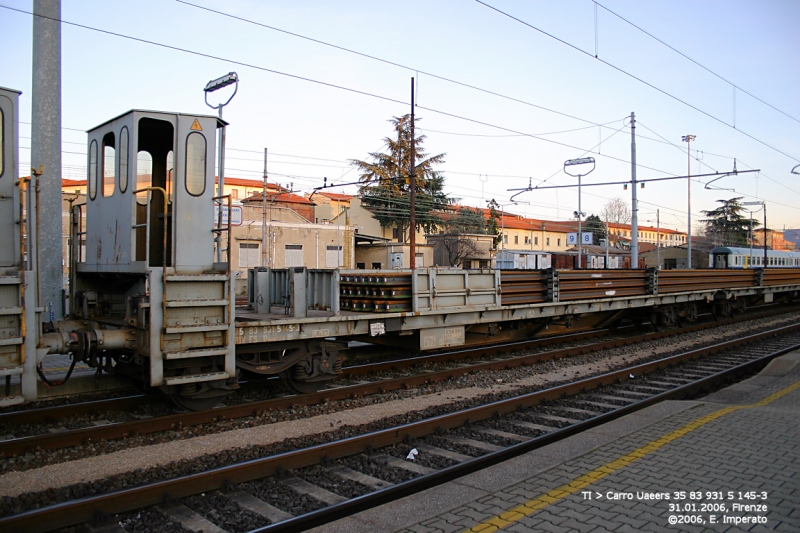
[486,200,528,259]
[743,201,767,268]
[681,135,695,268]
[205,72,239,262]
[564,157,596,268]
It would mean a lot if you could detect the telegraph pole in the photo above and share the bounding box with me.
[630,112,639,269]
[409,77,416,269]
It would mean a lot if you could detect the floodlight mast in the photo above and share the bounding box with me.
[204,72,239,262]
[564,157,595,266]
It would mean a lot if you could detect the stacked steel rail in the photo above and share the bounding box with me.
[340,272,412,312]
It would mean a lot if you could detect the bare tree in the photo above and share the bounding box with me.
[602,197,632,224]
[438,233,482,268]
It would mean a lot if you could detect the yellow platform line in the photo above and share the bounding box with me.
[461,379,800,533]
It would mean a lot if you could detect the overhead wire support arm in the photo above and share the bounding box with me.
[508,169,759,192]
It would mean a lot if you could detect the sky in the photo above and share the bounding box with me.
[2,0,799,233]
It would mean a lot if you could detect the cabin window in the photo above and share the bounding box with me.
[136,151,152,205]
[185,132,206,196]
[102,132,116,197]
[0,107,4,178]
[166,150,174,201]
[88,140,98,200]
[119,127,129,193]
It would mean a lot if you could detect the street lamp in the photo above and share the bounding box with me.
[205,72,239,262]
[564,157,595,267]
[681,135,695,268]
[486,200,528,255]
[742,201,767,268]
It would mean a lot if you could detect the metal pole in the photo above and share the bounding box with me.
[763,204,768,268]
[630,112,639,269]
[215,107,226,263]
[682,134,695,268]
[501,205,505,252]
[605,221,609,269]
[409,77,416,270]
[577,173,582,267]
[687,138,691,268]
[261,148,268,267]
[32,0,63,321]
[749,210,753,268]
[656,209,660,269]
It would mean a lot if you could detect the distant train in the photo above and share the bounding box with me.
[709,247,800,269]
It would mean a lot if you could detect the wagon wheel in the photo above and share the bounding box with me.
[170,393,223,411]
[280,367,326,394]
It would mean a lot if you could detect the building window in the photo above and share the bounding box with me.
[535,236,538,245]
[392,228,400,240]
[357,262,365,269]
[546,237,550,246]
[231,189,238,199]
[238,242,260,268]
[503,233,508,244]
[557,238,561,246]
[372,262,381,269]
[514,235,519,245]
[479,260,489,268]
[524,236,529,245]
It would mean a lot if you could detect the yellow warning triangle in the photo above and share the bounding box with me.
[190,119,203,131]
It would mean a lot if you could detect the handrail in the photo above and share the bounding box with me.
[212,194,233,270]
[132,187,168,352]
[213,194,234,336]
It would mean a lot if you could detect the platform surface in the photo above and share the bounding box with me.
[311,351,800,533]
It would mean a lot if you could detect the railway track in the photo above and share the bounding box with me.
[1,320,799,532]
[0,305,797,459]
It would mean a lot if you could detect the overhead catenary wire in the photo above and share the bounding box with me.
[474,0,800,164]
[592,0,800,125]
[7,4,797,228]
[4,5,788,183]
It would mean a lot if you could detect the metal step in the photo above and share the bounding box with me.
[163,371,230,386]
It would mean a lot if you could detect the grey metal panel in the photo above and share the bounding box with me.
[84,113,136,267]
[0,89,20,268]
[174,114,217,269]
[234,283,792,346]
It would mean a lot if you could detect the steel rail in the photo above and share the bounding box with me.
[2,323,799,532]
[1,305,797,457]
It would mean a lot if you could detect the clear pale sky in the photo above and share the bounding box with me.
[2,0,798,233]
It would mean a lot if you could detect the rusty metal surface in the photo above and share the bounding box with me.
[557,269,647,301]
[4,322,800,533]
[499,270,547,306]
[762,268,800,287]
[657,269,756,293]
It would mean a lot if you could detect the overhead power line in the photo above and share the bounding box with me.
[474,0,800,164]
[592,1,800,125]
